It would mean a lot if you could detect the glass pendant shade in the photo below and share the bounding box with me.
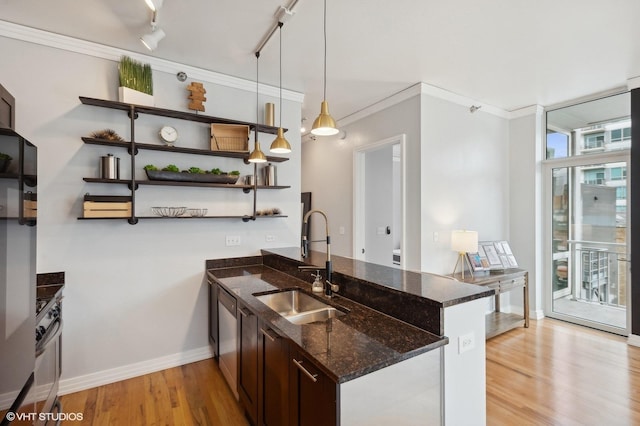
[270,127,291,153]
[311,101,339,136]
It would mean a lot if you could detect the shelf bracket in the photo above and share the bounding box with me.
[127,146,139,156]
[127,182,139,191]
[128,217,139,225]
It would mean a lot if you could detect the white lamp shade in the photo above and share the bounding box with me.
[140,28,166,51]
[451,230,478,253]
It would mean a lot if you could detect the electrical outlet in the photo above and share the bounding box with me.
[225,235,241,246]
[458,332,475,354]
[377,227,385,235]
[265,234,276,242]
[339,226,345,235]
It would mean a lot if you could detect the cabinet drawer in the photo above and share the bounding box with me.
[487,282,500,291]
[498,276,525,292]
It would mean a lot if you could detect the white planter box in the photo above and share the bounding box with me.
[118,87,154,106]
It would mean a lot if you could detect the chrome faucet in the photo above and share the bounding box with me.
[301,209,338,297]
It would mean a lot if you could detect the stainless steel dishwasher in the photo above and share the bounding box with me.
[217,286,238,400]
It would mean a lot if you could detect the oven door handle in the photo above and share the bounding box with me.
[36,318,62,358]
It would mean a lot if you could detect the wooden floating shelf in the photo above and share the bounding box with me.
[79,96,286,135]
[81,137,289,163]
[83,177,290,190]
[77,215,288,221]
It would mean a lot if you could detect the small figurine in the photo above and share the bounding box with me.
[187,82,206,112]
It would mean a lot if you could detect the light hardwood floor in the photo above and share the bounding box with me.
[59,357,248,425]
[486,318,640,425]
[59,318,640,425]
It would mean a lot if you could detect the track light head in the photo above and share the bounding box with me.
[144,0,164,12]
[140,28,165,51]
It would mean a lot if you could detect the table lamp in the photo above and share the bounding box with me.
[451,230,478,279]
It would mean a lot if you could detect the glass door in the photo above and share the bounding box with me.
[545,92,630,335]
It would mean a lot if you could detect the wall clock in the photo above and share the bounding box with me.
[159,126,178,146]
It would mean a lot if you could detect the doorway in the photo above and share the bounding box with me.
[545,92,630,335]
[353,134,406,268]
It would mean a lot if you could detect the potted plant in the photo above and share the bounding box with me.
[118,56,154,106]
[0,152,11,173]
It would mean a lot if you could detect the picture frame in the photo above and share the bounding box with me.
[466,251,490,272]
[478,240,518,270]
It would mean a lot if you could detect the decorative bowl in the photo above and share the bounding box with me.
[151,206,187,217]
[187,208,208,217]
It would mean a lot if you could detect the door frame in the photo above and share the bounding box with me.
[543,150,631,335]
[353,134,407,268]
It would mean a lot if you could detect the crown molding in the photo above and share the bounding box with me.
[627,76,640,91]
[508,104,544,119]
[337,82,513,128]
[419,82,511,119]
[0,20,304,103]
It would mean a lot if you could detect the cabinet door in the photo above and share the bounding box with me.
[259,324,289,426]
[238,303,259,425]
[208,280,218,357]
[0,83,15,130]
[289,348,337,426]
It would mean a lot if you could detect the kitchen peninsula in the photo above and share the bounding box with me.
[207,248,494,425]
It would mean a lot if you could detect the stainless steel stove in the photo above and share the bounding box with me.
[34,283,63,425]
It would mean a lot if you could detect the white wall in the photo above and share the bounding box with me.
[420,94,510,275]
[508,107,543,317]
[1,34,302,391]
[302,95,421,270]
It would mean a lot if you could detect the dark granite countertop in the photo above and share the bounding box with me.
[207,264,447,384]
[263,247,494,307]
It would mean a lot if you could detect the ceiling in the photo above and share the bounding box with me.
[2,0,640,125]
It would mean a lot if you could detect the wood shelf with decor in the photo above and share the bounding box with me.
[78,96,290,224]
[81,137,288,163]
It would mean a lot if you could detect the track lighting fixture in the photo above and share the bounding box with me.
[144,0,164,12]
[140,1,165,51]
[140,27,165,51]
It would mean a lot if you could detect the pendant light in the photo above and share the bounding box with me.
[248,51,267,163]
[270,22,292,154]
[311,0,339,136]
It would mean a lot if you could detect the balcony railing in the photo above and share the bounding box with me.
[567,241,627,308]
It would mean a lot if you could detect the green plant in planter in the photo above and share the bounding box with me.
[162,164,179,172]
[119,56,153,95]
[0,152,11,161]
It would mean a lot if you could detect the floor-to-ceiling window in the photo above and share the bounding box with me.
[545,92,630,335]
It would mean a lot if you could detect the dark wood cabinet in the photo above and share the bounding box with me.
[258,324,289,426]
[208,279,218,357]
[238,303,259,425]
[0,83,15,130]
[289,348,337,426]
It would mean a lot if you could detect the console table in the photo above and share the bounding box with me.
[451,269,529,339]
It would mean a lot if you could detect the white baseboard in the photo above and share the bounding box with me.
[627,334,640,347]
[58,345,214,396]
[531,309,545,320]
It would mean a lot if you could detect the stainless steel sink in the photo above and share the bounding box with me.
[254,289,346,325]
